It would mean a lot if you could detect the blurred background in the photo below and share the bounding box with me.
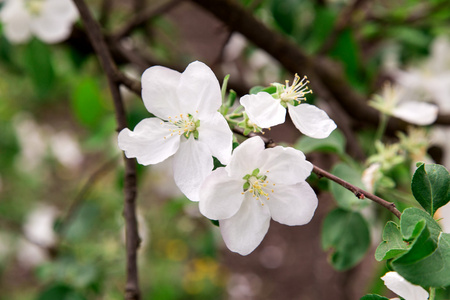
[1,0,450,299]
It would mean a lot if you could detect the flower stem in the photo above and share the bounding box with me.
[375,113,388,143]
[429,287,436,300]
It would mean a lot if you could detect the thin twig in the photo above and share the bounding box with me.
[312,165,401,219]
[71,0,141,299]
[114,0,184,40]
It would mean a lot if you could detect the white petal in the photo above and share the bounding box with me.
[219,195,271,255]
[199,168,245,220]
[393,102,438,125]
[141,66,182,119]
[198,112,233,165]
[226,136,265,179]
[118,118,180,165]
[173,136,213,202]
[381,272,429,300]
[267,182,318,226]
[240,92,286,128]
[44,0,78,22]
[1,0,32,44]
[31,15,73,43]
[259,146,312,185]
[288,103,337,139]
[177,61,222,119]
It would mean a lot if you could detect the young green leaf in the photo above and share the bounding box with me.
[411,163,450,216]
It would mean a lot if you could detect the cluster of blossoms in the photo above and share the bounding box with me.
[0,0,78,44]
[118,61,335,255]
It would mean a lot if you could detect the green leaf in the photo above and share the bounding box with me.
[330,29,364,90]
[270,0,298,34]
[393,231,450,287]
[411,163,450,216]
[360,295,389,300]
[37,283,86,300]
[375,221,409,261]
[24,39,55,96]
[386,208,450,287]
[307,6,337,53]
[328,163,371,211]
[321,208,370,270]
[294,129,346,154]
[70,77,107,128]
[400,207,442,242]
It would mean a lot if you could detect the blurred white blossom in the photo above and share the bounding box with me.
[369,83,438,126]
[0,0,79,44]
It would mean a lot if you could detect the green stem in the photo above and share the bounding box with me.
[429,287,435,300]
[375,113,389,143]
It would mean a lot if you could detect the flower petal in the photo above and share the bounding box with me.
[44,0,78,22]
[240,92,286,128]
[267,182,318,226]
[198,112,233,165]
[31,15,73,43]
[259,146,312,185]
[177,61,222,118]
[141,66,182,119]
[219,195,271,255]
[288,103,337,139]
[1,0,32,44]
[381,272,429,300]
[393,101,438,125]
[118,118,180,165]
[173,136,213,202]
[226,136,265,179]
[199,168,245,220]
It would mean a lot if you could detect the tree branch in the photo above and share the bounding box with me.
[71,1,141,299]
[113,0,185,40]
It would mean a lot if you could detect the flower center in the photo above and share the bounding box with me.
[163,112,200,140]
[242,168,275,205]
[26,0,45,15]
[273,74,312,107]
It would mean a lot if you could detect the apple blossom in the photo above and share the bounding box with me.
[240,74,337,138]
[199,136,318,255]
[0,0,79,44]
[118,61,233,202]
[381,271,429,300]
[369,83,438,126]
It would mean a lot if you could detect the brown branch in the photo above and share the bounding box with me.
[113,0,185,40]
[233,128,402,219]
[71,1,141,299]
[312,165,401,219]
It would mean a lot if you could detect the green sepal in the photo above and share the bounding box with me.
[252,168,260,176]
[243,182,250,190]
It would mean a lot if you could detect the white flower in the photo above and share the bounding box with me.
[361,163,381,193]
[240,74,336,138]
[369,83,438,125]
[381,271,429,300]
[199,136,318,255]
[0,0,78,44]
[394,36,450,114]
[118,61,233,202]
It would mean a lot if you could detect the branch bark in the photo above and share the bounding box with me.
[71,0,141,299]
